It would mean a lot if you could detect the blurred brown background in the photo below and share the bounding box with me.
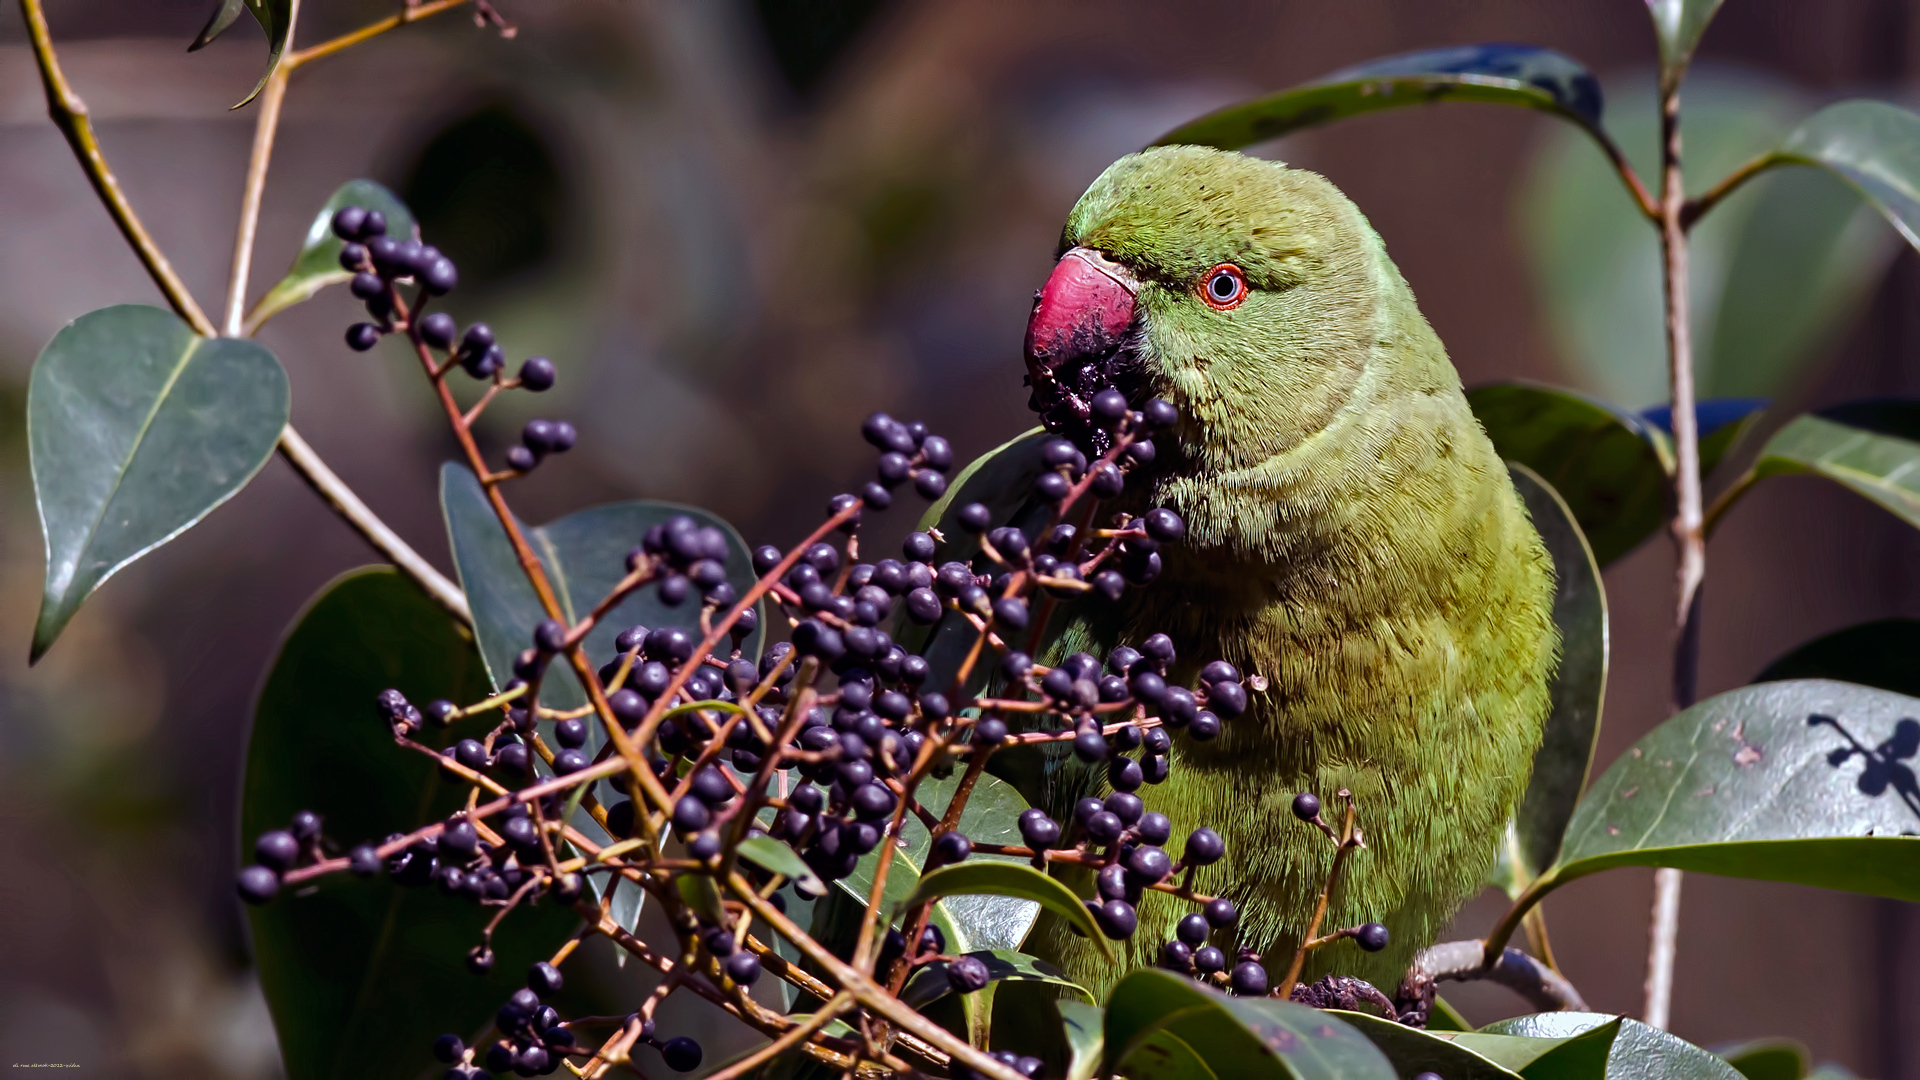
[1,0,1918,1075]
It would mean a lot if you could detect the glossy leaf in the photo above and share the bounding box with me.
[1058,1000,1105,1080]
[243,568,582,1080]
[1755,618,1920,699]
[1483,1013,1743,1080]
[248,180,416,332]
[1430,996,1474,1033]
[1471,383,1764,565]
[1522,73,1895,409]
[903,861,1110,960]
[1153,44,1604,151]
[1507,464,1608,883]
[30,304,289,661]
[1535,680,1920,903]
[1103,969,1396,1080]
[737,835,823,894]
[1646,0,1727,85]
[441,463,763,708]
[1329,1010,1525,1080]
[1718,401,1920,534]
[190,0,292,108]
[900,949,1089,1010]
[1775,101,1920,251]
[1715,1039,1810,1080]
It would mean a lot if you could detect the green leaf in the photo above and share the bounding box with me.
[902,861,1110,961]
[1507,464,1608,883]
[1430,995,1474,1033]
[1152,44,1604,152]
[440,462,764,709]
[1646,0,1727,86]
[1720,401,1920,533]
[1715,1039,1810,1080]
[1521,72,1895,408]
[1775,101,1920,251]
[1103,969,1397,1080]
[677,872,727,926]
[736,834,823,894]
[190,0,292,108]
[1755,618,1920,699]
[1482,1013,1743,1080]
[1057,999,1105,1080]
[244,568,581,1080]
[1328,1010,1525,1080]
[247,180,416,332]
[899,949,1089,1010]
[29,304,289,662]
[1535,680,1920,903]
[1470,383,1762,564]
[833,769,1041,954]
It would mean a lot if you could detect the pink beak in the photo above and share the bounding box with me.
[1023,246,1138,384]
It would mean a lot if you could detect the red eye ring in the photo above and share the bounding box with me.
[1199,264,1248,310]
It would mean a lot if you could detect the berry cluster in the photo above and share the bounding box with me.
[231,209,1389,1080]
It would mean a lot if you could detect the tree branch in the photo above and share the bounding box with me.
[1399,940,1589,1024]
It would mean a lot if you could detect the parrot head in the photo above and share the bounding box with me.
[1024,145,1389,477]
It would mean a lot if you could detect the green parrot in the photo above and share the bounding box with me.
[939,145,1558,1002]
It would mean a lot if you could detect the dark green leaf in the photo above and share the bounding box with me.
[1539,680,1920,901]
[1507,464,1608,883]
[1521,73,1894,408]
[190,0,292,108]
[1469,383,1665,566]
[1776,101,1920,251]
[1641,398,1769,474]
[1430,996,1474,1033]
[244,568,581,1080]
[247,180,416,332]
[1721,401,1920,532]
[1104,969,1397,1080]
[1058,999,1105,1080]
[30,304,288,661]
[677,872,727,926]
[1646,0,1727,86]
[1153,45,1603,151]
[833,768,1041,954]
[1482,1013,1742,1080]
[1329,1010,1525,1080]
[900,949,1089,1010]
[440,462,763,708]
[1715,1039,1810,1080]
[736,835,823,894]
[1755,618,1920,699]
[902,861,1109,960]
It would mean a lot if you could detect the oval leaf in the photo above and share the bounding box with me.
[1153,44,1603,151]
[1057,1000,1105,1080]
[1777,100,1920,251]
[441,462,764,709]
[1507,464,1609,883]
[1715,1039,1810,1080]
[1755,618,1920,699]
[247,180,416,333]
[1721,401,1920,533]
[902,861,1110,961]
[1103,969,1397,1080]
[30,304,289,661]
[1482,1013,1743,1080]
[1647,0,1727,85]
[1541,679,1920,900]
[243,568,583,1080]
[736,834,823,894]
[1329,1010,1525,1080]
[190,0,292,108]
[900,949,1089,1010]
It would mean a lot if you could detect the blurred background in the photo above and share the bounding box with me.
[2,0,1919,1075]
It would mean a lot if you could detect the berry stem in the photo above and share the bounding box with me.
[1279,790,1363,999]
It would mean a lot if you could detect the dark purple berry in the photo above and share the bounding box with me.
[505,446,537,472]
[554,717,587,750]
[690,767,732,806]
[1090,461,1125,498]
[419,311,456,348]
[237,865,280,904]
[552,748,591,775]
[1084,810,1123,844]
[346,322,381,351]
[956,503,992,533]
[1189,711,1221,741]
[1194,944,1226,974]
[1127,845,1172,882]
[931,830,972,867]
[1073,729,1107,762]
[914,470,948,499]
[1094,898,1138,938]
[349,845,381,876]
[421,256,458,294]
[1356,922,1390,952]
[1093,570,1126,601]
[688,831,722,861]
[793,619,845,661]
[972,715,1007,747]
[660,1036,702,1072]
[1034,471,1072,503]
[947,954,991,993]
[673,796,711,832]
[1210,680,1248,718]
[255,829,300,870]
[1091,389,1128,426]
[724,951,762,985]
[1230,960,1269,996]
[862,481,892,509]
[1183,827,1225,866]
[1018,809,1060,849]
[1144,508,1186,542]
[1200,660,1242,686]
[1177,912,1209,946]
[514,1044,550,1075]
[1162,939,1195,970]
[991,596,1029,630]
[331,205,368,239]
[349,271,385,299]
[1291,792,1321,822]
[1205,897,1238,929]
[1144,397,1178,428]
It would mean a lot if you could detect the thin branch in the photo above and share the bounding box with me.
[1682,152,1784,229]
[1400,940,1588,1022]
[222,3,298,336]
[20,0,214,334]
[282,0,477,70]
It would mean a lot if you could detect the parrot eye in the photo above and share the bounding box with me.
[1200,264,1247,310]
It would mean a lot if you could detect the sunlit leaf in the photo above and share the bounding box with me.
[1483,1013,1744,1080]
[1716,401,1920,534]
[247,180,416,333]
[1154,44,1603,151]
[902,862,1109,961]
[30,305,288,661]
[1330,1010,1525,1080]
[1103,970,1396,1080]
[737,835,823,894]
[244,568,583,1080]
